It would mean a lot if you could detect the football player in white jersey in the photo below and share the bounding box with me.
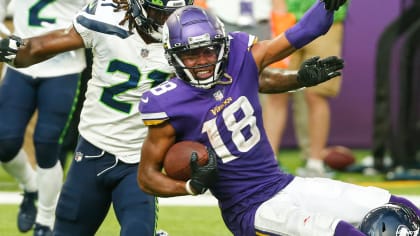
[0,0,87,235]
[0,0,193,235]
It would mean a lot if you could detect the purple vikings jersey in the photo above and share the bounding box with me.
[140,32,294,235]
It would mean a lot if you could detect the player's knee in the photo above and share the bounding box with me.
[117,197,156,236]
[34,141,59,168]
[55,185,101,236]
[0,137,23,162]
[55,190,79,222]
[34,123,64,144]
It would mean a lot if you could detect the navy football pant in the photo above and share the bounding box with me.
[54,137,157,236]
[0,68,80,167]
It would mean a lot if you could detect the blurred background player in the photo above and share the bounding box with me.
[0,0,192,235]
[262,0,348,177]
[261,0,295,164]
[0,0,87,234]
[205,0,272,41]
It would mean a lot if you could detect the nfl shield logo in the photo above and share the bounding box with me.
[213,90,224,101]
[74,152,83,162]
[141,49,149,58]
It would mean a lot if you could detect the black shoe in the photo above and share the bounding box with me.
[156,229,169,236]
[18,191,37,232]
[33,223,53,236]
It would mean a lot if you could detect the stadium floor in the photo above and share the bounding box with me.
[1,191,419,207]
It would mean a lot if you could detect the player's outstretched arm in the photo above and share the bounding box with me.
[0,26,84,67]
[258,56,344,93]
[297,56,344,87]
[253,0,335,71]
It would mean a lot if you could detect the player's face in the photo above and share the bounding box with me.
[179,46,218,80]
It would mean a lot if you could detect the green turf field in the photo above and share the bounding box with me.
[1,149,419,235]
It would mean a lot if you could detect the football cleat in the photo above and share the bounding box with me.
[17,191,37,232]
[33,223,53,236]
[156,229,169,236]
[296,166,335,178]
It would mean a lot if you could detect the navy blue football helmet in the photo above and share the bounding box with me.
[162,5,230,89]
[359,203,420,236]
[128,0,193,41]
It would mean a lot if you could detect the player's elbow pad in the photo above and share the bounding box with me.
[285,0,333,49]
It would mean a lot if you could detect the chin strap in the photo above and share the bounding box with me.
[217,73,233,85]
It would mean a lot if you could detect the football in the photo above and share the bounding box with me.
[163,141,209,181]
[322,146,356,171]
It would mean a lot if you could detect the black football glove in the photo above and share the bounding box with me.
[322,0,347,11]
[297,56,344,87]
[0,35,24,65]
[189,147,218,195]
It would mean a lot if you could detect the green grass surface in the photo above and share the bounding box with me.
[0,204,231,236]
[1,149,419,235]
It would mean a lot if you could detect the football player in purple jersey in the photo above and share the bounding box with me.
[137,4,420,236]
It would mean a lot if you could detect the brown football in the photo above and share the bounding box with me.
[163,141,209,181]
[322,146,356,171]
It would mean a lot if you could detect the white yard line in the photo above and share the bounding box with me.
[0,192,23,204]
[0,191,218,206]
[1,191,420,207]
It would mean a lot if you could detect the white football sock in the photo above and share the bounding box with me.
[1,149,37,192]
[306,158,325,172]
[36,162,63,228]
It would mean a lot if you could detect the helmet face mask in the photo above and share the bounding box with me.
[359,203,420,236]
[175,45,220,79]
[128,0,193,41]
[162,6,230,89]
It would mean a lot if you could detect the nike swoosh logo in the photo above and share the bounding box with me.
[140,97,149,103]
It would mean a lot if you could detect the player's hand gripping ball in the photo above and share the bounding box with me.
[322,146,356,171]
[163,141,209,181]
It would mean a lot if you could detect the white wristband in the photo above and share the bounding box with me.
[185,180,197,195]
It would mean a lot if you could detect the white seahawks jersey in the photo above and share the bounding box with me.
[11,0,87,77]
[74,0,174,163]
